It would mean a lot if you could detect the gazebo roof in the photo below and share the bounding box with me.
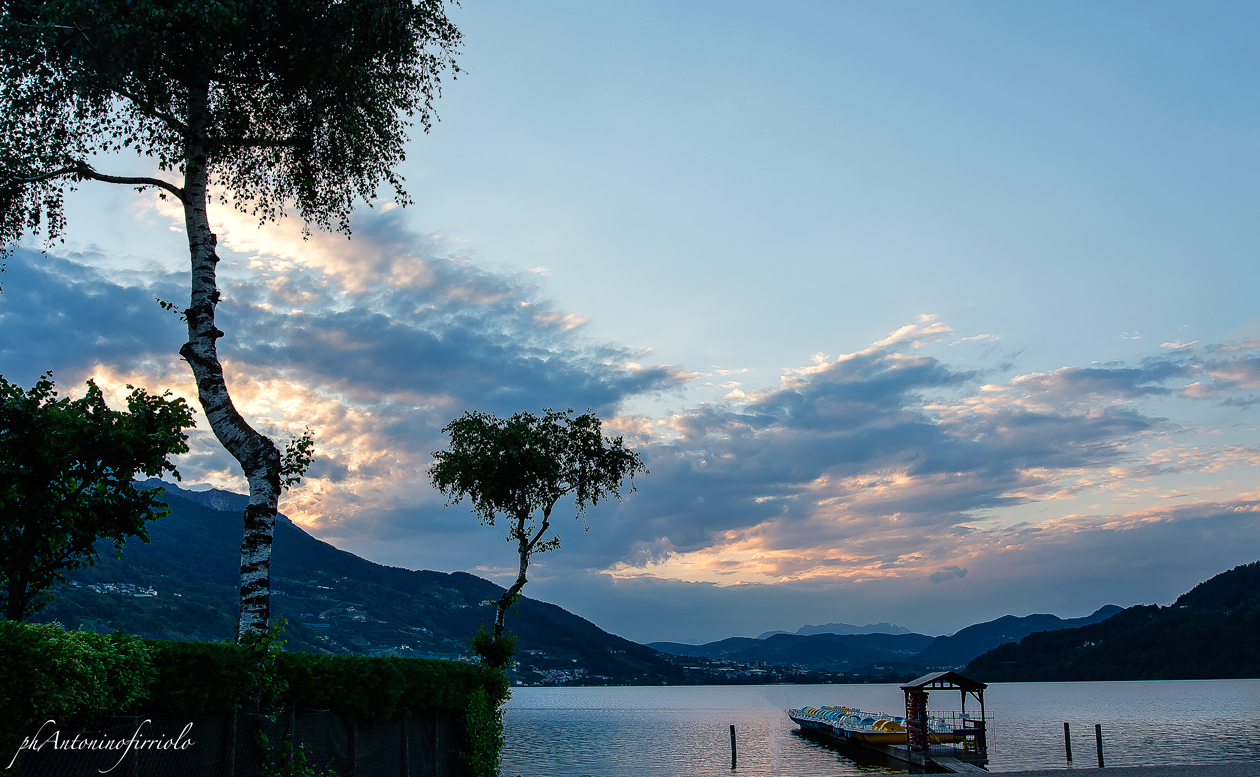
[900,671,987,692]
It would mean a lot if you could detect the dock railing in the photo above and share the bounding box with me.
[926,710,995,758]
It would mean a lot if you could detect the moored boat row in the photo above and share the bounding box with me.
[788,705,960,746]
[786,672,992,773]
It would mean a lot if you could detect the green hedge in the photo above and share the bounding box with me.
[0,621,153,764]
[0,622,509,776]
[276,651,503,725]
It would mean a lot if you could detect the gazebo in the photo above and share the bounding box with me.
[900,671,988,755]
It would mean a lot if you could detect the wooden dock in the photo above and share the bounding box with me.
[934,756,990,773]
[789,671,993,773]
[794,726,989,772]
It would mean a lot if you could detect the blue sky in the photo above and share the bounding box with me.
[3,1,1259,643]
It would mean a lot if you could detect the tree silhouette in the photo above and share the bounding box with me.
[0,0,460,636]
[0,373,194,620]
[430,409,647,637]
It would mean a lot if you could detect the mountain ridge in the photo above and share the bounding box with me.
[756,621,911,639]
[911,605,1124,670]
[34,481,689,685]
[35,479,1236,683]
[967,561,1260,682]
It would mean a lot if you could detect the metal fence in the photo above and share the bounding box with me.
[15,709,460,777]
[923,710,995,758]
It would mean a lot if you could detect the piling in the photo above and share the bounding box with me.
[1095,723,1104,768]
[1063,722,1073,763]
[730,724,737,769]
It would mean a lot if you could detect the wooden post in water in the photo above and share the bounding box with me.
[730,724,737,769]
[1095,723,1104,768]
[1063,722,1073,763]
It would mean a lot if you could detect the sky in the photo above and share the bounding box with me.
[3,0,1259,644]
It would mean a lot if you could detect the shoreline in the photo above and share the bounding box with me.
[992,764,1259,777]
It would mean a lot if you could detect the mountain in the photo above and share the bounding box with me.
[911,605,1123,670]
[660,609,1126,675]
[755,621,911,639]
[649,631,935,673]
[31,481,689,686]
[967,561,1260,682]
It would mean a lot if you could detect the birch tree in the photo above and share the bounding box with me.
[429,409,647,638]
[0,0,460,637]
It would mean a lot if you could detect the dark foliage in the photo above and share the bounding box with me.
[0,622,153,771]
[469,625,517,670]
[0,0,462,249]
[1,620,507,774]
[0,373,193,620]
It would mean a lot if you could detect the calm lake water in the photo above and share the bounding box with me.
[500,681,1260,776]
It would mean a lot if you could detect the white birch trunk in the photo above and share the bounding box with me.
[177,78,281,640]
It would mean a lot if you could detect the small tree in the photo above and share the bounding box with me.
[429,408,647,638]
[0,0,460,637]
[0,373,194,621]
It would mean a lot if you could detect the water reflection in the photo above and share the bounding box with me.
[500,680,1260,777]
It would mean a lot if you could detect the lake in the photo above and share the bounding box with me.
[500,680,1260,776]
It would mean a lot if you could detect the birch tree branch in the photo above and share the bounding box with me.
[2,161,186,203]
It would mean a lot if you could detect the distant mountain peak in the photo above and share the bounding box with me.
[139,478,250,514]
[756,621,911,639]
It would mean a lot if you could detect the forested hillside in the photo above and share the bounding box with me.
[967,561,1260,681]
[31,482,685,685]
[911,606,1122,669]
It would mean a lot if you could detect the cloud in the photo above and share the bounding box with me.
[6,215,1260,644]
[1181,381,1226,399]
[1161,340,1198,350]
[950,334,999,346]
[1198,354,1260,390]
[0,251,185,385]
[929,566,968,583]
[520,491,1260,642]
[587,324,1260,595]
[0,211,690,529]
[869,314,954,350]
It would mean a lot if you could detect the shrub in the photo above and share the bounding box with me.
[0,622,509,776]
[0,622,153,770]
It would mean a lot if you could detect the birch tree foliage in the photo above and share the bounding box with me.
[429,409,648,639]
[0,0,461,637]
[0,0,461,248]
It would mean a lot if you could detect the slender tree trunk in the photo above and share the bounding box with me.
[493,508,552,637]
[494,538,528,639]
[177,78,281,640]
